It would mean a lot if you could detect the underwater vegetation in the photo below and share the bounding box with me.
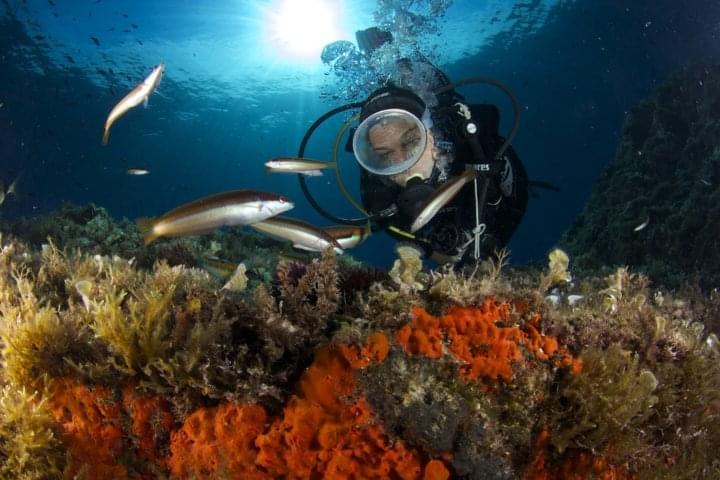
[0,211,718,479]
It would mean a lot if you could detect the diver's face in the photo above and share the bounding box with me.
[368,121,435,187]
[368,119,423,168]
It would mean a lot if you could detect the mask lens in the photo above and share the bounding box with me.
[353,109,428,176]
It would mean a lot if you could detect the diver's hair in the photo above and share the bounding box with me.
[359,85,426,122]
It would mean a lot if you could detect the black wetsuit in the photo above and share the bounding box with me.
[360,103,529,264]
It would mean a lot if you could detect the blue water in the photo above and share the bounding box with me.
[0,0,717,268]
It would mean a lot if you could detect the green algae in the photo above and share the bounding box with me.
[550,344,658,457]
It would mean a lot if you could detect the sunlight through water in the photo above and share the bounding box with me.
[262,0,344,60]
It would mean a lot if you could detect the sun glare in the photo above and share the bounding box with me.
[264,0,341,60]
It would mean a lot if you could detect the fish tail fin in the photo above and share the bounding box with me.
[361,225,372,242]
[330,238,344,254]
[6,174,20,196]
[136,217,158,245]
[102,127,110,146]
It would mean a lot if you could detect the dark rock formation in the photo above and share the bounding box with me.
[562,64,720,290]
[358,350,515,479]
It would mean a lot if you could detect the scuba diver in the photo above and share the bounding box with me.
[353,81,529,265]
[296,27,533,266]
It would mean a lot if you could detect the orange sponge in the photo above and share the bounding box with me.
[46,379,126,479]
[122,384,174,463]
[398,300,581,382]
[168,403,271,479]
[256,334,448,479]
[47,378,175,479]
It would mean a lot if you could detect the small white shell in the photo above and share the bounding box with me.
[545,294,561,306]
[222,263,248,292]
[75,279,94,311]
[567,294,585,306]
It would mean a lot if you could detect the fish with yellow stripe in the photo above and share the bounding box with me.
[410,169,477,233]
[137,190,293,245]
[323,224,372,249]
[265,157,336,176]
[197,255,239,281]
[250,216,343,254]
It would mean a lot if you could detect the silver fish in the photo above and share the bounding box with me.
[0,174,20,207]
[126,168,150,175]
[251,217,343,254]
[265,157,336,176]
[137,190,293,245]
[102,64,164,145]
[410,169,477,233]
[6,175,19,196]
[634,217,649,232]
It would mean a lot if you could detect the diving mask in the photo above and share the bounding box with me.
[352,108,428,176]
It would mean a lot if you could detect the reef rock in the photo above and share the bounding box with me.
[562,64,720,290]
